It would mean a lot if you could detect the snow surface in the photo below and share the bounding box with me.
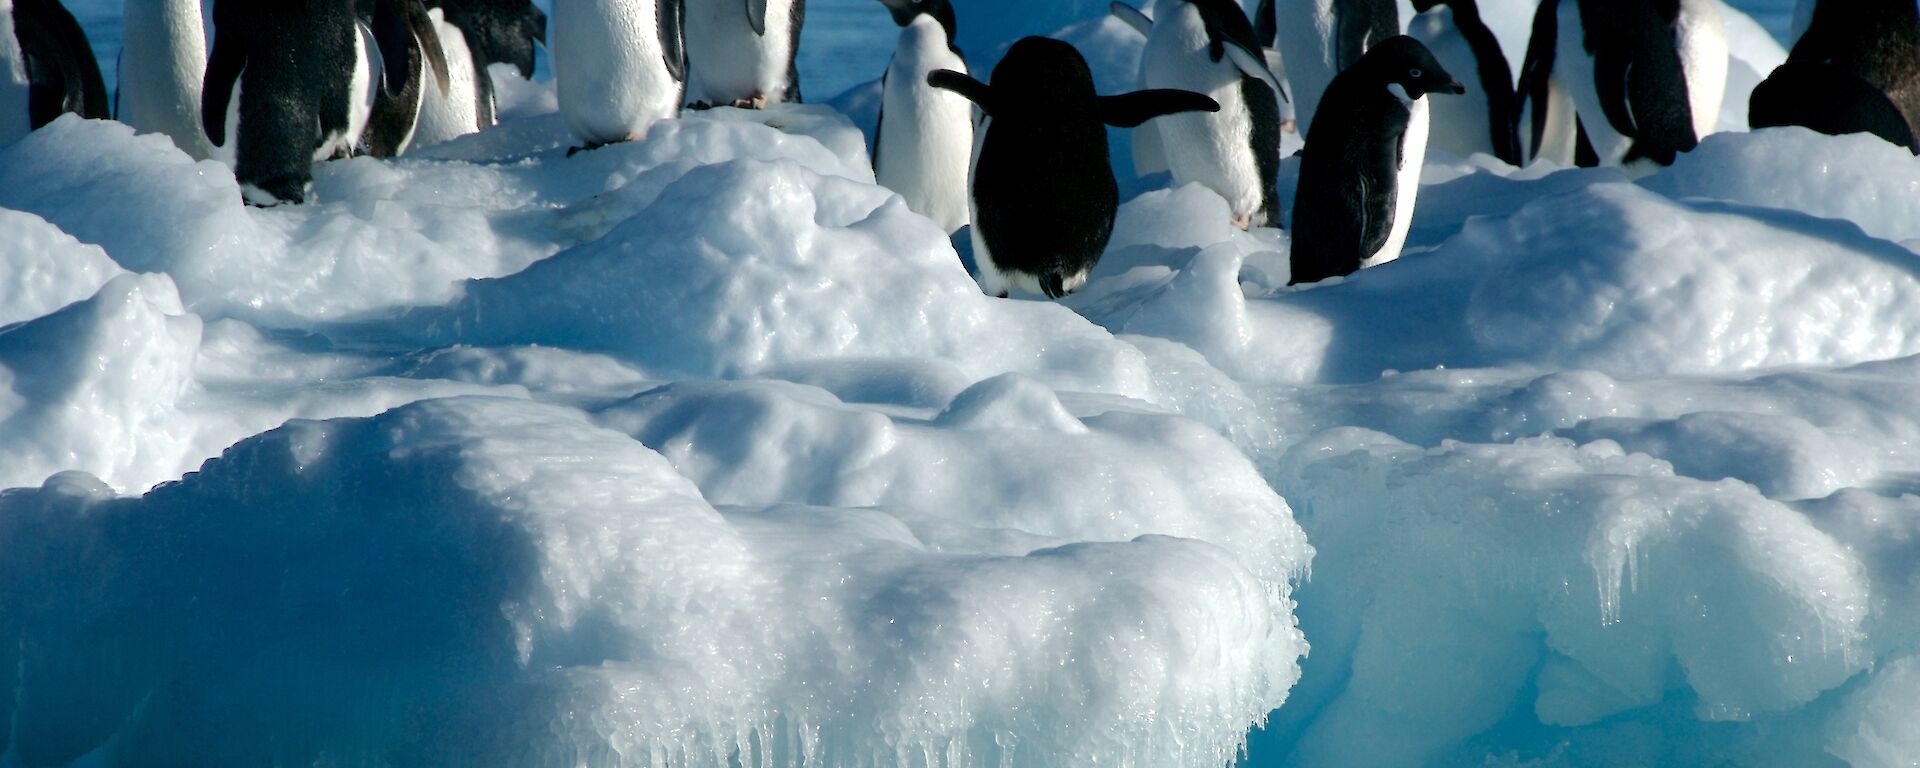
[5,0,1920,766]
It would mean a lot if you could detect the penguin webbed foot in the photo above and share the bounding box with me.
[685,100,717,111]
[566,139,620,157]
[1231,213,1252,231]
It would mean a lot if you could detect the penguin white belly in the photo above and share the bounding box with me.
[1553,0,1631,164]
[119,0,211,159]
[1676,0,1727,137]
[1411,7,1493,159]
[1527,77,1579,166]
[1364,94,1428,269]
[1274,0,1335,135]
[331,23,382,160]
[875,17,971,233]
[412,10,484,147]
[1142,4,1267,224]
[685,0,795,105]
[0,0,29,146]
[553,0,679,146]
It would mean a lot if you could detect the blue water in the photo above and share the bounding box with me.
[62,0,1801,107]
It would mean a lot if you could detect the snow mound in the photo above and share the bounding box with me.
[1648,127,1920,245]
[0,208,128,327]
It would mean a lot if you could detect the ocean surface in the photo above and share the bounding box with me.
[67,0,1796,107]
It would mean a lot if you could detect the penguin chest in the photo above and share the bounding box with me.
[1365,95,1428,268]
[875,23,972,233]
[412,12,484,147]
[1141,8,1271,223]
[553,0,679,144]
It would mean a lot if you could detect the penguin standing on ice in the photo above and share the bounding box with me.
[872,0,971,233]
[1289,36,1462,285]
[412,0,546,145]
[683,0,801,108]
[1110,0,1288,230]
[205,0,394,204]
[360,0,453,157]
[928,36,1218,299]
[1254,0,1398,138]
[1407,0,1519,164]
[118,0,212,158]
[1749,0,1920,154]
[1515,0,1726,168]
[2,0,108,144]
[551,0,684,153]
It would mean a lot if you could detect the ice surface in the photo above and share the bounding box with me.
[6,1,1920,766]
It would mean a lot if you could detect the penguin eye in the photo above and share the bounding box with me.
[1409,68,1423,79]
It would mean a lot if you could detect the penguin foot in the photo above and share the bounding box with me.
[732,94,770,110]
[1231,214,1252,231]
[566,140,619,157]
[685,100,716,111]
[1281,119,1297,134]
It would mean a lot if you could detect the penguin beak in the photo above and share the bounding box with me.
[1442,79,1466,95]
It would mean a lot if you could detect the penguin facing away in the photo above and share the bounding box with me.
[1408,0,1519,165]
[413,0,546,145]
[1111,0,1288,230]
[551,0,685,153]
[928,36,1219,299]
[684,0,802,107]
[1,0,30,144]
[1255,0,1398,138]
[360,0,454,158]
[1749,0,1920,154]
[205,0,406,205]
[1289,35,1463,286]
[430,0,545,78]
[118,0,212,159]
[8,0,108,133]
[872,0,972,234]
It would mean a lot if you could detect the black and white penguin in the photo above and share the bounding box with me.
[1407,0,1519,164]
[1255,0,1398,138]
[412,0,546,146]
[872,0,971,233]
[1289,35,1463,285]
[3,0,108,143]
[928,36,1218,299]
[359,0,453,158]
[684,0,801,108]
[204,0,390,204]
[1749,0,1920,154]
[1110,0,1287,230]
[117,0,211,158]
[1515,0,1726,168]
[551,0,684,152]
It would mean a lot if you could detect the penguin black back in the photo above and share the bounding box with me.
[1412,0,1519,164]
[12,0,108,127]
[1750,0,1920,152]
[1290,36,1463,285]
[205,0,364,203]
[428,0,545,78]
[1577,0,1698,165]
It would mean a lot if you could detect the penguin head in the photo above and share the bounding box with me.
[877,0,957,40]
[1356,35,1466,100]
[990,37,1102,113]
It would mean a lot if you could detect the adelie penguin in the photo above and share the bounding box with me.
[1407,0,1520,165]
[118,0,212,158]
[683,0,801,108]
[2,0,109,145]
[1749,0,1920,154]
[1110,0,1288,230]
[552,0,684,153]
[927,36,1218,299]
[413,0,547,147]
[1289,36,1463,286]
[1254,0,1397,138]
[205,0,422,204]
[1515,0,1726,168]
[872,0,970,234]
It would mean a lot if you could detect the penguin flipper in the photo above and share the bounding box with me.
[1751,61,1918,154]
[1099,89,1219,128]
[1591,50,1639,139]
[1108,2,1153,38]
[403,0,452,96]
[202,36,246,147]
[928,70,995,115]
[745,0,768,36]
[872,68,886,172]
[660,0,687,82]
[371,0,416,99]
[1516,0,1559,160]
[1224,41,1288,103]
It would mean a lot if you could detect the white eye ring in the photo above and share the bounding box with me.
[1410,68,1423,78]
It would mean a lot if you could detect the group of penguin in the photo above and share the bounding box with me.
[4,0,1918,297]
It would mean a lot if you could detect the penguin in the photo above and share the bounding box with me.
[1254,0,1398,138]
[412,0,545,146]
[360,0,453,158]
[551,0,684,153]
[1514,0,1725,169]
[117,0,212,159]
[1289,35,1463,285]
[927,36,1218,299]
[1407,0,1519,164]
[872,0,971,234]
[1749,0,1920,154]
[5,0,109,141]
[683,0,802,108]
[204,0,401,204]
[1109,0,1288,230]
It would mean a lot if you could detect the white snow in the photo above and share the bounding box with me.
[5,1,1920,766]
